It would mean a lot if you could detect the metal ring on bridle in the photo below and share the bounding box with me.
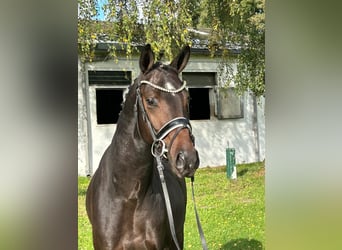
[151,139,167,158]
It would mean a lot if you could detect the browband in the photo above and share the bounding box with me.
[140,80,187,93]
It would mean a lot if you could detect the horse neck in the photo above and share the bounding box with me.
[110,81,153,182]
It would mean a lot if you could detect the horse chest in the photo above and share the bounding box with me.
[113,194,167,248]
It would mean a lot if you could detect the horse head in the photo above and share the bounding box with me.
[136,44,199,178]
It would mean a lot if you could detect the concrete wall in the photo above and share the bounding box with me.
[78,58,89,176]
[192,92,265,167]
[78,56,265,175]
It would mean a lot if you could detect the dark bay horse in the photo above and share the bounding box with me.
[86,44,200,249]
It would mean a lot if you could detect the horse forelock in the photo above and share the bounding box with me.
[144,61,178,76]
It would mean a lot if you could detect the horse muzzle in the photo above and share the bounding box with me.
[175,149,200,178]
[149,117,199,178]
[175,150,199,177]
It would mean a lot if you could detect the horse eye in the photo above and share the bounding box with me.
[146,97,157,107]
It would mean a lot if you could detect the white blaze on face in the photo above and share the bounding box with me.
[164,82,176,96]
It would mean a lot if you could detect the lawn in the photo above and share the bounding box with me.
[78,162,265,249]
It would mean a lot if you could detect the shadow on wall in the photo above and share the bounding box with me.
[221,238,263,250]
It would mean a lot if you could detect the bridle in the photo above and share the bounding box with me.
[135,79,194,159]
[135,78,208,250]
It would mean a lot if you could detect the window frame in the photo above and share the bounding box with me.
[87,70,132,125]
[182,72,217,121]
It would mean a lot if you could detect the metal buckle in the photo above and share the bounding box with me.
[151,139,167,158]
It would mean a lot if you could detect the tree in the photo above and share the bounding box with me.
[78,0,265,96]
[78,0,193,61]
[200,0,265,97]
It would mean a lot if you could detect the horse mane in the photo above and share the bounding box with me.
[121,85,130,109]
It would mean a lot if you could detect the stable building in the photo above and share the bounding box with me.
[78,44,265,176]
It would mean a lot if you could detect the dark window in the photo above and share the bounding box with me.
[188,88,210,120]
[183,72,215,120]
[96,89,123,124]
[88,70,131,124]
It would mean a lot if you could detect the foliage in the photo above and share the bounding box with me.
[78,162,265,249]
[78,0,265,96]
[201,0,265,97]
[78,0,193,61]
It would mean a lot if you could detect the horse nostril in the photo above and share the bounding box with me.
[176,151,185,170]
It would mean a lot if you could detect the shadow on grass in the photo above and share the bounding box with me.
[237,168,249,177]
[221,238,263,250]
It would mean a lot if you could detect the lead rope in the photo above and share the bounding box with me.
[190,177,209,250]
[156,156,182,250]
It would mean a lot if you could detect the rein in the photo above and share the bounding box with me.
[136,79,208,250]
[190,176,208,250]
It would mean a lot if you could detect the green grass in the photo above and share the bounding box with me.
[78,162,265,249]
[78,177,94,250]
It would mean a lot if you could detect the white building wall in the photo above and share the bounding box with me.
[78,58,89,176]
[78,56,265,175]
[257,96,266,162]
[192,92,263,167]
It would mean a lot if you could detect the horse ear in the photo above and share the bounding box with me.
[139,44,154,74]
[170,45,190,73]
